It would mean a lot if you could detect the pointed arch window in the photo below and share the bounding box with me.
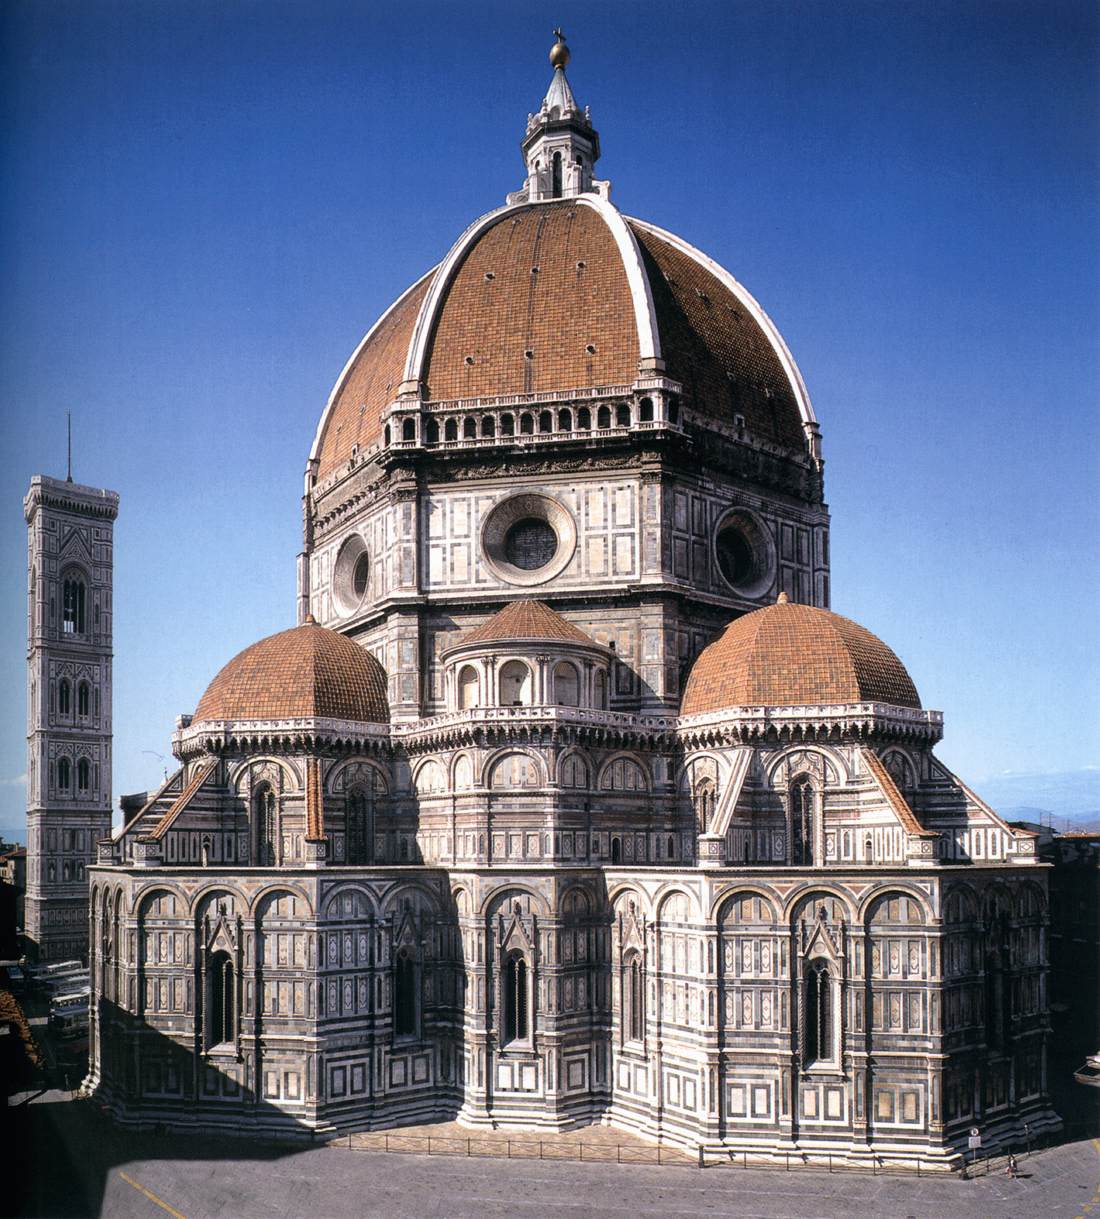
[624,951,644,1042]
[58,678,71,716]
[77,681,90,718]
[394,947,417,1037]
[804,959,832,1065]
[504,953,529,1043]
[346,781,374,866]
[77,757,90,793]
[57,757,71,792]
[206,950,235,1048]
[551,150,563,197]
[790,777,814,865]
[254,783,277,866]
[62,576,86,634]
[694,778,716,833]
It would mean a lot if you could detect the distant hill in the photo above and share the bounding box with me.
[1000,807,1100,834]
[972,768,1100,831]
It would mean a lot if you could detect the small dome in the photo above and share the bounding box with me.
[454,599,598,648]
[193,622,389,724]
[681,599,920,716]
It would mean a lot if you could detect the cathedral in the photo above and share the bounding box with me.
[32,34,1058,1166]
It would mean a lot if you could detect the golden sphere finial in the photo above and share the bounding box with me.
[549,28,570,70]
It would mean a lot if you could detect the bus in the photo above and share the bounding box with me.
[29,960,84,989]
[43,971,89,998]
[50,1001,89,1039]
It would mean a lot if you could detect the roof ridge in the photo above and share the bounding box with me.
[458,598,599,648]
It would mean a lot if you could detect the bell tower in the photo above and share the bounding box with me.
[24,474,119,962]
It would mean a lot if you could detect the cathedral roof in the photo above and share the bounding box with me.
[455,599,599,648]
[193,620,389,724]
[681,595,921,716]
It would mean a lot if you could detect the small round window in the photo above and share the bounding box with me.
[504,518,557,571]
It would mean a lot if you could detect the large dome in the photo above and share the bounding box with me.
[310,197,814,481]
[681,595,921,716]
[193,621,389,724]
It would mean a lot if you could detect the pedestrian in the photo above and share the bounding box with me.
[1006,1153,1019,1179]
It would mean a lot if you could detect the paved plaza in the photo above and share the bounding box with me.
[10,1084,1100,1219]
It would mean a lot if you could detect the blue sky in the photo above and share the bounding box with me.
[1,0,1097,843]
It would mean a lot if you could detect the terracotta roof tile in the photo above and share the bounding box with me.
[313,202,811,469]
[628,222,805,448]
[306,756,325,842]
[681,599,920,715]
[194,622,389,724]
[315,274,433,480]
[458,599,599,647]
[862,748,925,836]
[423,202,638,399]
[151,760,218,840]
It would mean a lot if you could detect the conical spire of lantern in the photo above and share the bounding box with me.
[514,30,603,203]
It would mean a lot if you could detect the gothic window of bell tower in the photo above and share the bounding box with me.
[57,757,71,792]
[62,574,86,635]
[77,680,90,718]
[58,678,71,717]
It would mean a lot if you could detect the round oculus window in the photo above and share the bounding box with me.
[333,534,371,616]
[716,524,755,587]
[504,518,558,571]
[481,493,578,587]
[713,509,775,598]
[352,551,370,598]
